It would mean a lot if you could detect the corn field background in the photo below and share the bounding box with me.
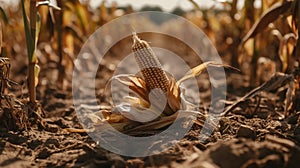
[0,0,300,167]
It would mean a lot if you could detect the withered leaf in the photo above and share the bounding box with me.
[242,1,293,45]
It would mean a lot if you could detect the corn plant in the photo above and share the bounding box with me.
[59,0,89,88]
[241,0,300,113]
[50,0,89,88]
[242,0,299,73]
[68,33,237,134]
[21,0,40,103]
[22,0,61,103]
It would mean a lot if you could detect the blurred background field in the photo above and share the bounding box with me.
[1,0,298,89]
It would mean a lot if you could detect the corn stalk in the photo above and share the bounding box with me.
[21,0,40,103]
[56,0,64,87]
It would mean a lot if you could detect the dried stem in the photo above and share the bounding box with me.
[56,0,65,88]
[28,0,37,103]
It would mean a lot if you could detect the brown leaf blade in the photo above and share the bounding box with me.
[167,73,181,112]
[242,1,293,45]
[177,61,238,85]
[109,74,149,101]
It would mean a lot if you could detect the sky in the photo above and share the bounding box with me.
[89,0,221,11]
[94,0,263,11]
[1,0,255,12]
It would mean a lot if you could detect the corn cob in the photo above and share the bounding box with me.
[132,33,169,93]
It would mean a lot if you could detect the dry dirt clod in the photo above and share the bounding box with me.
[294,124,300,135]
[236,125,257,140]
[126,159,144,168]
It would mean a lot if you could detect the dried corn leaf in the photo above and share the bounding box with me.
[177,62,212,85]
[64,29,74,54]
[113,103,161,123]
[242,1,293,45]
[123,96,150,109]
[123,109,213,134]
[167,74,181,112]
[62,7,73,27]
[279,33,296,72]
[34,64,40,87]
[177,61,237,85]
[107,113,125,123]
[125,113,177,133]
[0,6,8,24]
[74,2,89,34]
[290,0,299,30]
[65,25,84,42]
[110,74,148,101]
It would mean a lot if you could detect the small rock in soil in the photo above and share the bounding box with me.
[236,125,256,140]
[37,148,52,159]
[294,124,300,135]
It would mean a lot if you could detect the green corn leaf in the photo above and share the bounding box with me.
[21,0,35,62]
[32,12,41,63]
